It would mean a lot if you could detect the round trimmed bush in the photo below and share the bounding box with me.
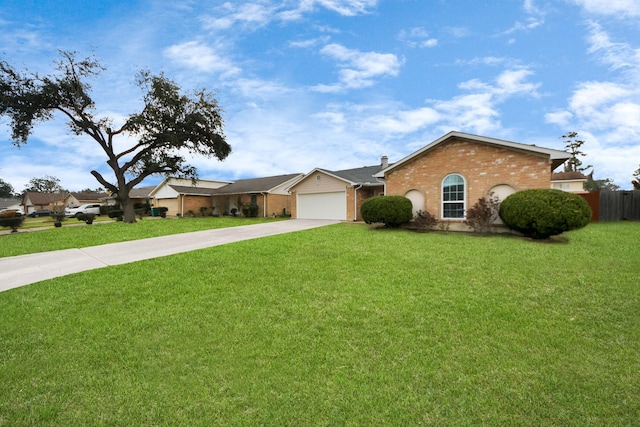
[499,189,591,239]
[361,196,413,227]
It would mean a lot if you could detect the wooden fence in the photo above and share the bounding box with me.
[595,190,640,222]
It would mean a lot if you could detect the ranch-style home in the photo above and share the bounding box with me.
[289,131,571,221]
[63,191,110,207]
[22,192,67,214]
[149,178,231,217]
[288,160,389,221]
[148,174,303,217]
[209,173,303,217]
[375,131,570,220]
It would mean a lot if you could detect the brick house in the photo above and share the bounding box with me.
[210,173,303,217]
[22,192,67,214]
[149,178,231,217]
[288,159,389,221]
[148,174,303,217]
[63,191,110,207]
[375,131,570,221]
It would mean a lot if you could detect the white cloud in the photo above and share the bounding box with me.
[282,0,378,19]
[289,36,331,49]
[202,2,275,31]
[569,0,640,17]
[363,107,441,134]
[313,43,402,91]
[498,0,546,36]
[544,24,640,186]
[398,27,438,48]
[586,21,640,73]
[459,68,541,99]
[164,41,241,76]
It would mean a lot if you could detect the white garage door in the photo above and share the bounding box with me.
[297,192,346,220]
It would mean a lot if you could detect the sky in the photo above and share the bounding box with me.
[1,0,640,193]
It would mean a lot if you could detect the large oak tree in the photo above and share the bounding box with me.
[0,51,231,222]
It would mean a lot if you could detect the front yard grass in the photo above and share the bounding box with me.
[0,216,283,258]
[0,222,638,425]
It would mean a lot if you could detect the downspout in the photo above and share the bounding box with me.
[353,184,363,221]
[181,194,185,217]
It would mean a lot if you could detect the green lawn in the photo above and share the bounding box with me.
[0,216,283,258]
[0,222,638,426]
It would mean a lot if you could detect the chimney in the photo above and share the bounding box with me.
[381,156,389,169]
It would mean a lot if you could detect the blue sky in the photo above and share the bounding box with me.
[1,0,639,192]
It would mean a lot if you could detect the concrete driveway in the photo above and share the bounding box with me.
[0,219,338,293]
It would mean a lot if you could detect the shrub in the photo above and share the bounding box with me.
[107,210,124,221]
[199,206,208,217]
[76,212,96,224]
[361,196,413,227]
[0,211,24,233]
[52,212,65,227]
[465,195,500,233]
[412,210,438,231]
[134,202,150,215]
[157,207,168,218]
[499,189,591,239]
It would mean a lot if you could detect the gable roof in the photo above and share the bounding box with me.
[23,192,67,206]
[327,164,388,185]
[375,131,571,177]
[212,173,303,195]
[0,198,21,209]
[68,191,109,201]
[129,186,156,199]
[148,177,231,198]
[291,163,388,190]
[551,171,588,181]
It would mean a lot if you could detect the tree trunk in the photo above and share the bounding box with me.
[117,186,137,224]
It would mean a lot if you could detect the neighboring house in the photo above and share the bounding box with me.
[22,192,67,214]
[128,186,156,207]
[375,131,571,221]
[64,191,110,207]
[551,171,587,193]
[210,173,303,217]
[288,157,390,221]
[149,178,231,217]
[0,197,22,211]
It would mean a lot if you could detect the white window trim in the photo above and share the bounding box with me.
[441,174,466,220]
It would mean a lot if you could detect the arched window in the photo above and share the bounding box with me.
[442,174,465,219]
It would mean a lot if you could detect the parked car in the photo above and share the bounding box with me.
[65,203,102,218]
[27,209,53,218]
[0,208,25,216]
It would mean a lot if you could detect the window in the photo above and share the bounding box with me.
[442,174,465,219]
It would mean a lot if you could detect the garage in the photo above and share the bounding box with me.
[297,191,346,220]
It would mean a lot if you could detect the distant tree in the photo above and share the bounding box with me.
[0,178,15,198]
[79,187,104,193]
[584,177,619,192]
[632,165,640,190]
[0,51,231,223]
[562,131,592,173]
[24,175,66,193]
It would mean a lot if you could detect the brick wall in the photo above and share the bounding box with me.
[385,138,552,219]
[182,196,213,216]
[266,193,292,217]
[347,186,379,221]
